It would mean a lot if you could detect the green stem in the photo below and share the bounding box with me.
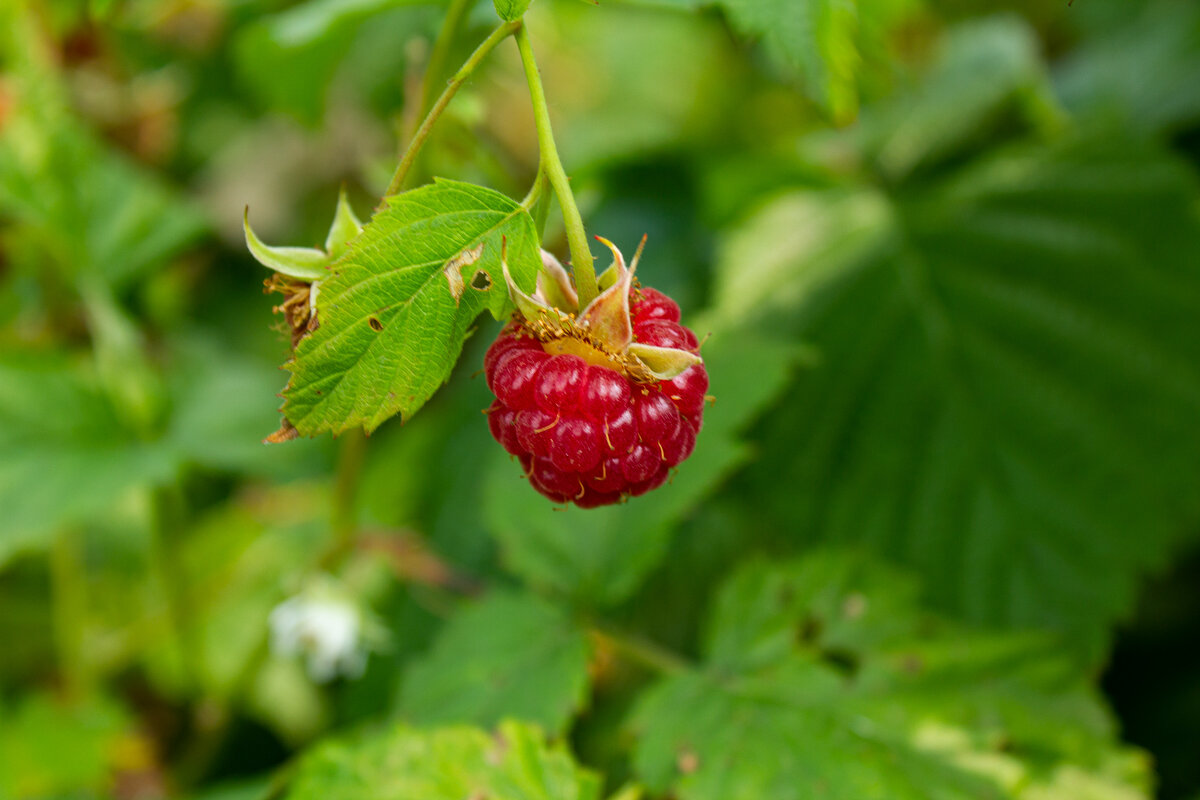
[326,428,368,566]
[513,24,598,308]
[150,484,199,691]
[520,163,545,211]
[51,528,91,698]
[385,20,521,198]
[591,622,690,675]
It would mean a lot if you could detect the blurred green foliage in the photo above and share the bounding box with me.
[1,0,1199,798]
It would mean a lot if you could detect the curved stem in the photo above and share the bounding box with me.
[385,20,520,198]
[520,163,545,211]
[513,24,598,308]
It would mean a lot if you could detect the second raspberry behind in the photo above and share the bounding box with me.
[486,287,708,507]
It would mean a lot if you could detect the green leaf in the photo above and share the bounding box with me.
[494,0,533,22]
[285,720,602,800]
[0,3,204,290]
[1055,0,1200,136]
[234,0,434,124]
[484,331,797,607]
[397,591,591,734]
[280,179,541,436]
[630,552,1152,800]
[0,355,176,567]
[0,692,135,799]
[139,487,331,741]
[1,693,137,791]
[857,16,1061,180]
[718,0,861,122]
[722,135,1200,663]
[164,337,333,479]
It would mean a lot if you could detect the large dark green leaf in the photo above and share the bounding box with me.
[722,135,1200,662]
[396,591,591,734]
[281,179,540,435]
[630,552,1151,800]
[1056,0,1200,136]
[718,0,861,122]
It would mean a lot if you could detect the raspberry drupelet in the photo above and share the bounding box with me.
[485,286,708,507]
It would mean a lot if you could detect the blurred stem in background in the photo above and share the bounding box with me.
[385,19,520,197]
[397,0,473,186]
[150,483,199,692]
[326,429,368,567]
[50,527,92,700]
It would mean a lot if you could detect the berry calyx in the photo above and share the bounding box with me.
[485,238,707,507]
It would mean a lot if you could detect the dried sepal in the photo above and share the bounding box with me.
[264,274,318,347]
[264,417,301,444]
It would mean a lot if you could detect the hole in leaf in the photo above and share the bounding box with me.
[471,270,492,290]
[368,316,384,332]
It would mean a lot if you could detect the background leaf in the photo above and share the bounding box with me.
[1055,0,1200,137]
[726,135,1200,663]
[494,0,533,23]
[0,356,175,566]
[717,0,860,122]
[631,551,1152,800]
[397,590,591,733]
[281,179,541,435]
[285,720,602,800]
[234,0,438,125]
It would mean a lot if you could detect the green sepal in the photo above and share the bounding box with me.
[503,242,571,329]
[580,236,635,350]
[538,249,579,311]
[324,188,363,259]
[244,208,329,281]
[627,343,703,380]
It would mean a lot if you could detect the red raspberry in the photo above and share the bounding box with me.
[484,287,707,507]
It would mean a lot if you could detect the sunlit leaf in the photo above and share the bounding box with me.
[280,179,541,435]
[285,720,602,800]
[0,692,135,799]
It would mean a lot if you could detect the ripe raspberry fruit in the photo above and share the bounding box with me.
[486,239,707,507]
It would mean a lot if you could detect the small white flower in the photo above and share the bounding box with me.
[269,583,369,683]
